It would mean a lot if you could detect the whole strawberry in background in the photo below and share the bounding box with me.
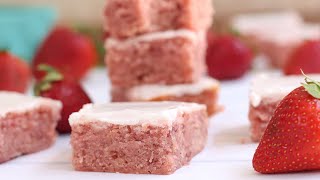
[35,65,92,133]
[0,51,31,93]
[253,72,320,174]
[32,26,97,81]
[206,31,253,80]
[284,40,320,75]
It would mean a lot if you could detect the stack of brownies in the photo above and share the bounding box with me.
[104,0,220,116]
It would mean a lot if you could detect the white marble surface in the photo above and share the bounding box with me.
[2,68,320,180]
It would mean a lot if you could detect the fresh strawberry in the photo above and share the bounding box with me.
[0,51,31,93]
[284,40,320,75]
[207,30,215,46]
[35,65,92,133]
[206,34,253,80]
[32,26,97,81]
[253,73,320,174]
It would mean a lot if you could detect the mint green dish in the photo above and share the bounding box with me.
[0,6,57,62]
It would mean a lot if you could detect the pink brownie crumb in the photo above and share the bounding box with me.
[70,102,208,175]
[104,0,214,38]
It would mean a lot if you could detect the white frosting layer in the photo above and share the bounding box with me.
[257,24,320,45]
[69,102,205,126]
[0,91,62,118]
[301,24,320,40]
[127,77,219,100]
[106,29,198,49]
[232,11,319,44]
[232,11,302,34]
[250,73,320,107]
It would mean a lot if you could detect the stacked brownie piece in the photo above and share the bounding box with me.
[70,1,217,174]
[104,0,219,115]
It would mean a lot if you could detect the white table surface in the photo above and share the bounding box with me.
[1,68,320,180]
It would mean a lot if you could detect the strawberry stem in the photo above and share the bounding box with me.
[301,69,320,99]
[0,48,9,54]
[37,64,63,82]
[34,64,63,96]
[229,28,241,37]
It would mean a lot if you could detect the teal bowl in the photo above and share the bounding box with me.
[0,6,57,63]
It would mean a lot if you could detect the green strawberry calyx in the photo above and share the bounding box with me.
[229,28,242,37]
[0,49,9,54]
[301,70,320,99]
[34,64,63,96]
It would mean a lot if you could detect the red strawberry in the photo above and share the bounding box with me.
[206,34,253,80]
[32,26,97,81]
[284,40,320,75]
[0,51,31,93]
[35,65,92,133]
[206,30,215,46]
[253,73,320,174]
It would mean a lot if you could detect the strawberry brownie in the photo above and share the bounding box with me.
[0,91,62,163]
[104,0,214,38]
[231,11,303,37]
[257,24,320,68]
[106,30,206,88]
[231,11,303,50]
[69,102,208,175]
[249,74,320,142]
[231,11,320,67]
[112,77,220,116]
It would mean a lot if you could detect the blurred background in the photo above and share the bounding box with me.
[0,0,319,63]
[2,0,320,25]
[0,0,319,111]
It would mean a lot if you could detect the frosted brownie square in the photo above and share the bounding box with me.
[0,91,62,163]
[70,102,208,175]
[112,77,220,116]
[249,74,320,142]
[231,12,320,67]
[257,23,319,68]
[231,11,303,52]
[231,11,303,39]
[104,0,214,38]
[106,30,206,88]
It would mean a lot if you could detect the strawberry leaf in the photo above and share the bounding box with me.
[34,82,52,96]
[301,70,320,99]
[43,71,63,82]
[0,46,10,51]
[302,83,320,99]
[34,64,63,96]
[229,28,242,37]
[37,64,63,81]
[0,48,10,54]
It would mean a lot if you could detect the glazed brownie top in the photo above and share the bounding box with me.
[69,102,206,127]
[128,77,219,100]
[0,91,62,118]
[250,73,320,107]
[231,11,302,36]
[106,29,201,49]
[231,11,319,43]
